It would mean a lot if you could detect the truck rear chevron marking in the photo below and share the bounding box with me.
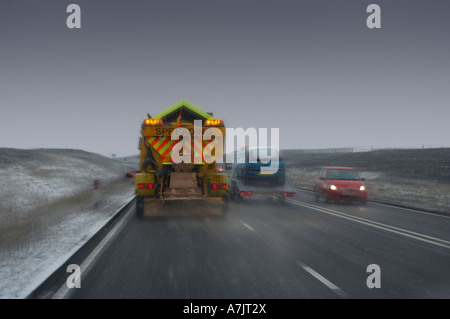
[146,135,217,163]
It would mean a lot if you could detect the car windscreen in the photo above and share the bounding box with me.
[327,169,360,180]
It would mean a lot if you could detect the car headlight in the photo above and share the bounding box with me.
[329,184,337,190]
[360,185,366,191]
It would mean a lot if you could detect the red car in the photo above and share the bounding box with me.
[313,167,368,204]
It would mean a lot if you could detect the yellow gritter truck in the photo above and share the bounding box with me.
[135,100,229,217]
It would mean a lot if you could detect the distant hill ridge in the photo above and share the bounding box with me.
[0,148,129,215]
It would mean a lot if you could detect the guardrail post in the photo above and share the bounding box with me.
[93,180,100,209]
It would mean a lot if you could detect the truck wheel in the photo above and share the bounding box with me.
[136,196,144,217]
[231,182,239,201]
[221,196,229,216]
[230,182,236,200]
[236,189,243,202]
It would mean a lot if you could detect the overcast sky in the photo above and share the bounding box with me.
[1,0,449,157]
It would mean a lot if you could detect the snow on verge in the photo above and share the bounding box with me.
[0,148,129,214]
[0,148,135,298]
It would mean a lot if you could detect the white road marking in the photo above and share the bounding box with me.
[242,222,256,233]
[370,202,450,219]
[295,187,450,219]
[297,261,349,298]
[287,199,450,249]
[52,202,134,299]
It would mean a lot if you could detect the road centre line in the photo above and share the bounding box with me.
[290,200,450,245]
[294,187,450,219]
[297,261,349,298]
[287,199,450,249]
[370,201,450,219]
[242,222,256,233]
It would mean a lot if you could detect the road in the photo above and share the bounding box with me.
[45,189,450,299]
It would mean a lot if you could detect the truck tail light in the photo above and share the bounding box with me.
[209,183,227,190]
[138,183,154,189]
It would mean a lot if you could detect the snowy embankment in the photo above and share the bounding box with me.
[0,149,129,214]
[0,148,135,298]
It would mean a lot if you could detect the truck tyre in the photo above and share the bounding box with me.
[221,196,229,216]
[231,181,239,201]
[230,182,236,200]
[278,196,286,205]
[136,196,144,218]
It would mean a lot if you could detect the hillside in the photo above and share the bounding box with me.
[0,148,135,298]
[0,148,130,215]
